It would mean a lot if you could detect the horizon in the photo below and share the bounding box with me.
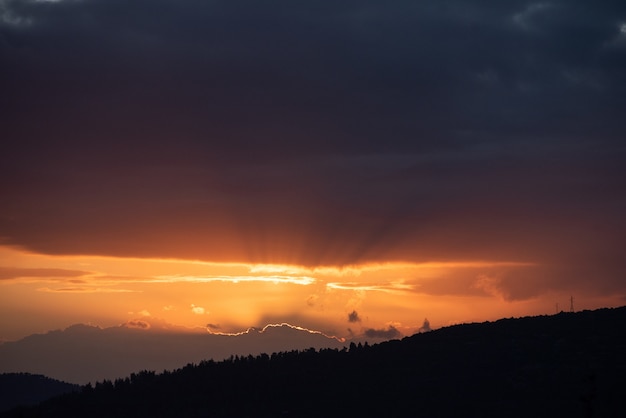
[2,305,623,387]
[4,302,621,344]
[3,244,623,343]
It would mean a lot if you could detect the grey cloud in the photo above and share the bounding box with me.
[364,325,402,340]
[348,310,361,323]
[123,320,151,330]
[3,0,624,151]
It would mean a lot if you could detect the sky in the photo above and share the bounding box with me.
[1,0,625,344]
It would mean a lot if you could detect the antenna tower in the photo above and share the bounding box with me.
[570,296,574,313]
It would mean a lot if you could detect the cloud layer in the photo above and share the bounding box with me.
[1,1,625,302]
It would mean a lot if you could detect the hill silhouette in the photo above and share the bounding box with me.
[0,374,78,413]
[2,307,625,417]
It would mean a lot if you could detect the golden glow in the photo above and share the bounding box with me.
[1,245,623,343]
[152,275,316,285]
[325,281,414,293]
[36,287,137,293]
[206,322,345,342]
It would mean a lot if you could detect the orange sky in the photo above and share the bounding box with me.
[2,245,622,343]
[2,0,626,346]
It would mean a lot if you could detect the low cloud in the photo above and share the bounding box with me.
[123,320,151,330]
[348,310,361,323]
[418,318,431,333]
[191,304,207,315]
[327,282,410,293]
[127,310,151,317]
[471,268,558,301]
[364,325,402,340]
[473,275,506,299]
[156,275,315,285]
[0,267,90,281]
[206,323,221,330]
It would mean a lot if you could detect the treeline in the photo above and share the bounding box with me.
[3,307,626,417]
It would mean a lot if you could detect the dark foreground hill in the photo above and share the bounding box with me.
[3,307,625,418]
[0,374,78,413]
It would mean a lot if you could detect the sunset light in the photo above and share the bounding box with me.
[2,244,621,345]
[1,0,625,403]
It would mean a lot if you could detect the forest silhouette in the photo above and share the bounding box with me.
[2,307,625,417]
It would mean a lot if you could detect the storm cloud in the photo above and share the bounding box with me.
[1,0,625,300]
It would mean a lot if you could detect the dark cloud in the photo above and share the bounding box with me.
[206,323,221,331]
[122,320,151,330]
[348,310,361,323]
[364,325,402,340]
[1,1,625,300]
[418,318,431,333]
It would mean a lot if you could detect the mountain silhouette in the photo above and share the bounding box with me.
[2,307,625,417]
[0,322,345,384]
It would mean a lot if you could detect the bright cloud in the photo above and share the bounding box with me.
[154,275,316,286]
[190,304,207,315]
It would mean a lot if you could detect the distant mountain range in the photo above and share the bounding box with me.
[2,307,625,417]
[0,321,346,384]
